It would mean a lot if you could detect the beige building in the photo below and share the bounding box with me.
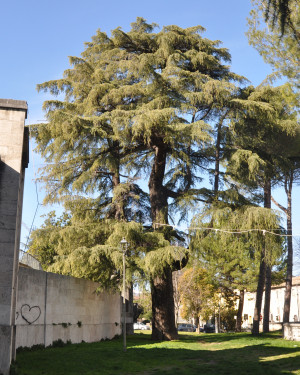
[242,276,300,330]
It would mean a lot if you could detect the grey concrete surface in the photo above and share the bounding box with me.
[16,267,121,348]
[283,322,300,341]
[0,100,28,375]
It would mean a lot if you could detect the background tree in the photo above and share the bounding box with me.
[172,271,182,327]
[178,266,217,332]
[264,0,299,37]
[28,211,70,268]
[271,159,300,322]
[190,205,283,332]
[247,0,300,88]
[228,84,299,332]
[134,290,152,322]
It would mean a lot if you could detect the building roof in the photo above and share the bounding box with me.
[272,276,300,290]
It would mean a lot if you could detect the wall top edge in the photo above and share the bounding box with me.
[0,99,28,118]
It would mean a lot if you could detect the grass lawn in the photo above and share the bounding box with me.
[12,331,300,375]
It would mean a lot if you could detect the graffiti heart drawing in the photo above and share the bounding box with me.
[21,304,41,325]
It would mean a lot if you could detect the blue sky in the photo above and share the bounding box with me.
[1,0,299,269]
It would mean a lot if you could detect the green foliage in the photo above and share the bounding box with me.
[264,0,297,36]
[141,244,187,277]
[228,84,299,187]
[247,0,300,88]
[28,210,189,289]
[179,266,218,322]
[218,305,238,332]
[28,211,70,268]
[33,17,246,224]
[30,17,300,337]
[134,291,152,321]
[190,205,284,293]
[31,19,249,307]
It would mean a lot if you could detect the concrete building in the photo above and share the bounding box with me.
[0,99,28,375]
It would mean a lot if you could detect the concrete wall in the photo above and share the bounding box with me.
[0,99,28,375]
[16,267,121,348]
[283,323,300,341]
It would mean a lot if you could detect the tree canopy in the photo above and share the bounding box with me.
[33,18,248,340]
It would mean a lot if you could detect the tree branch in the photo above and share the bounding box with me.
[271,195,287,214]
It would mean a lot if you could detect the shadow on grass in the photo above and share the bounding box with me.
[13,333,300,375]
[132,330,283,346]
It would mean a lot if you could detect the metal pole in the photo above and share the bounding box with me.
[123,246,127,352]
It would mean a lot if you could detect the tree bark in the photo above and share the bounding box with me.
[236,289,244,332]
[173,271,181,328]
[263,265,272,333]
[214,121,222,194]
[263,179,272,333]
[149,142,178,340]
[252,248,266,335]
[149,143,169,226]
[151,267,178,340]
[194,316,200,333]
[107,141,126,221]
[283,172,293,323]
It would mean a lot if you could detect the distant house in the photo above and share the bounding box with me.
[242,276,300,330]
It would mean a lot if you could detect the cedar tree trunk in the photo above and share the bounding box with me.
[151,268,178,340]
[149,142,178,340]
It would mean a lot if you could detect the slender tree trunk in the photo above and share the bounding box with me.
[194,316,200,333]
[236,289,244,332]
[173,271,181,328]
[252,246,266,335]
[214,310,220,333]
[263,265,272,332]
[263,179,272,333]
[149,143,178,340]
[283,172,293,323]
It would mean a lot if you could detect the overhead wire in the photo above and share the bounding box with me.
[153,222,297,237]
